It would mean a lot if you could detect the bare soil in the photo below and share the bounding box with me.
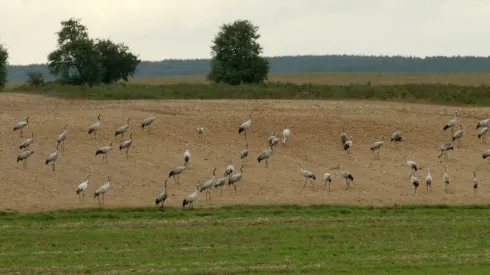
[1,93,489,212]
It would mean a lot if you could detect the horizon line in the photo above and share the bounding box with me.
[7,53,490,66]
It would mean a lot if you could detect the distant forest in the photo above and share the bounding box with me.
[7,55,490,82]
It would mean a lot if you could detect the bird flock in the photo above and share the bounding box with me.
[9,108,488,210]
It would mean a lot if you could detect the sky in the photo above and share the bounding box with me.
[1,0,490,65]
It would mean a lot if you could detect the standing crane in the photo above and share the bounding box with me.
[452,124,464,148]
[183,184,200,208]
[338,164,354,188]
[141,113,156,135]
[323,168,332,192]
[184,144,191,165]
[483,149,490,163]
[155,179,169,208]
[76,174,90,202]
[115,117,130,141]
[299,164,316,189]
[199,168,217,201]
[343,136,353,154]
[473,171,479,196]
[443,164,450,192]
[257,146,273,168]
[13,116,29,137]
[370,135,385,160]
[168,163,187,184]
[88,114,101,139]
[17,150,35,169]
[56,123,67,152]
[228,165,244,192]
[425,168,432,190]
[438,142,454,162]
[94,175,111,204]
[238,113,252,140]
[95,141,113,163]
[410,171,419,194]
[197,125,204,143]
[45,143,60,172]
[19,132,34,150]
[478,126,488,144]
[119,133,133,159]
[340,128,348,145]
[443,110,458,134]
[240,143,249,166]
[224,161,235,177]
[390,130,404,149]
[282,128,291,146]
[476,118,489,129]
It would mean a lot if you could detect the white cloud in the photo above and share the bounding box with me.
[1,0,489,64]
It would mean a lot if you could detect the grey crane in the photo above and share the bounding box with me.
[405,156,418,172]
[238,113,252,140]
[183,184,200,209]
[45,143,59,172]
[340,128,348,145]
[228,165,244,192]
[214,176,229,195]
[282,128,291,146]
[168,163,187,184]
[95,141,113,163]
[410,171,419,194]
[88,114,101,139]
[257,146,273,168]
[370,135,385,160]
[323,168,333,192]
[478,126,488,144]
[438,142,454,161]
[390,130,404,149]
[197,125,204,143]
[473,171,479,196]
[17,150,35,169]
[184,144,191,165]
[199,168,217,201]
[13,116,29,137]
[443,111,458,134]
[56,123,67,152]
[155,179,168,208]
[119,133,133,158]
[452,124,464,148]
[240,143,249,166]
[269,134,280,150]
[224,161,235,177]
[476,118,489,129]
[425,168,432,190]
[299,164,316,189]
[482,149,490,163]
[443,164,450,192]
[76,174,90,202]
[338,164,354,188]
[19,132,34,150]
[115,117,130,141]
[94,175,111,204]
[343,136,353,154]
[141,113,156,135]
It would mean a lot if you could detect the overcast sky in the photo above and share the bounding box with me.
[1,0,489,65]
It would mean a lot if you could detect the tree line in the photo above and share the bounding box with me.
[2,18,490,87]
[7,55,490,82]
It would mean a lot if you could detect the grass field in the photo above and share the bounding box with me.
[129,72,490,86]
[1,204,490,274]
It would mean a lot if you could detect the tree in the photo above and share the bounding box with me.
[26,71,45,86]
[96,39,140,83]
[47,18,140,86]
[0,44,8,89]
[208,20,269,85]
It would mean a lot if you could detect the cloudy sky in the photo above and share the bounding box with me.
[1,0,489,65]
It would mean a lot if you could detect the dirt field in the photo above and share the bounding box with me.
[1,93,489,212]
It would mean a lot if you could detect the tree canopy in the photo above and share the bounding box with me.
[0,44,8,89]
[47,18,140,86]
[208,20,269,85]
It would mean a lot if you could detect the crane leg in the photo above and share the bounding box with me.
[52,163,55,172]
[125,148,129,159]
[233,183,237,192]
[310,181,315,189]
[148,126,151,135]
[303,180,307,188]
[78,193,81,202]
[266,160,269,169]
[24,160,27,169]
[209,190,212,200]
[97,196,101,204]
[20,128,23,138]
[82,193,85,203]
[102,194,105,204]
